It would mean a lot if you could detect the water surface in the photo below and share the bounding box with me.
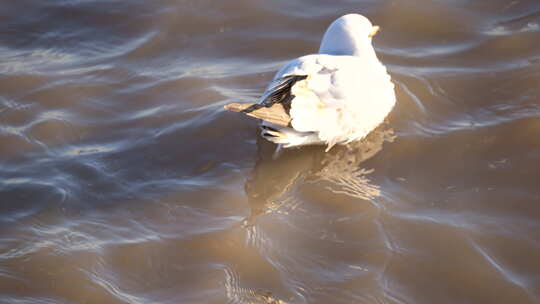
[1,0,540,303]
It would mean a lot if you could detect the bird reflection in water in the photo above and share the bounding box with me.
[243,123,395,226]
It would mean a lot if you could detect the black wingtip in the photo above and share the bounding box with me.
[240,103,264,114]
[259,74,308,110]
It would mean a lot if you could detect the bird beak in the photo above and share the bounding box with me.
[368,25,380,38]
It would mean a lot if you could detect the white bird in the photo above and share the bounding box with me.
[225,14,395,152]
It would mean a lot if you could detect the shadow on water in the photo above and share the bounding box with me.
[211,124,395,303]
[244,124,395,226]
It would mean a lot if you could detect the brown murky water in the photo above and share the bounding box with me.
[2,0,540,303]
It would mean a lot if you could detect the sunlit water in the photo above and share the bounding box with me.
[1,1,540,303]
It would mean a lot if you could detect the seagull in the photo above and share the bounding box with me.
[225,14,395,152]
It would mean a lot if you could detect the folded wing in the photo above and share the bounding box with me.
[274,54,395,148]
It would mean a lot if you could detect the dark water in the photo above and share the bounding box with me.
[1,0,540,303]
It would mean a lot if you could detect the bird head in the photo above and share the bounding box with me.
[319,14,380,56]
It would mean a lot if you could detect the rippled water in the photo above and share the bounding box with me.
[1,0,540,303]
